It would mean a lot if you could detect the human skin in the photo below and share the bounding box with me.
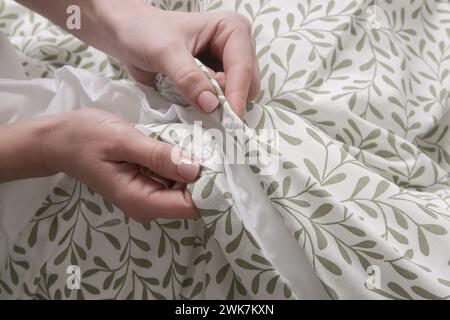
[0,0,259,221]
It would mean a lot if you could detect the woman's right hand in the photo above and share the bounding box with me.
[44,108,201,222]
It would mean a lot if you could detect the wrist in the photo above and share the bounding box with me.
[90,0,159,61]
[0,114,65,182]
[39,113,68,175]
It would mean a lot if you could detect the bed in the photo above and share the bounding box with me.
[0,0,450,299]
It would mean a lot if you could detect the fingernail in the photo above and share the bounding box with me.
[177,157,201,181]
[198,91,219,113]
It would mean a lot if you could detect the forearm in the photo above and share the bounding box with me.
[0,116,62,182]
[15,0,150,61]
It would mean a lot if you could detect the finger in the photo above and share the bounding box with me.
[162,47,220,114]
[145,188,199,220]
[119,129,201,184]
[126,63,156,87]
[248,41,261,101]
[222,28,255,118]
[203,65,216,77]
[107,162,199,220]
[215,72,226,91]
[202,67,226,92]
[204,67,226,91]
[127,174,199,220]
[140,166,174,189]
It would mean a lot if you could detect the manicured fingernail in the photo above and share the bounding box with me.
[177,158,201,181]
[198,91,219,113]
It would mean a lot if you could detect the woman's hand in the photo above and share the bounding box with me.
[17,0,260,118]
[42,109,201,222]
[115,7,260,118]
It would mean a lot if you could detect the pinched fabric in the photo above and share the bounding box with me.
[1,0,450,300]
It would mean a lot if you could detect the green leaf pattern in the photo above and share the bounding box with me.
[1,0,450,300]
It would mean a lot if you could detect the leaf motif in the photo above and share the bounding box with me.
[393,208,409,229]
[251,254,271,266]
[235,259,261,271]
[355,202,378,218]
[271,53,285,70]
[287,198,310,208]
[287,44,295,61]
[337,241,352,265]
[322,281,339,300]
[342,224,366,237]
[280,132,302,145]
[282,177,291,197]
[104,233,121,250]
[389,227,409,244]
[266,275,279,294]
[274,108,295,125]
[158,233,166,258]
[93,256,108,269]
[306,128,325,145]
[309,189,332,197]
[132,257,152,269]
[375,150,397,158]
[96,219,121,228]
[334,59,352,70]
[201,174,217,199]
[388,282,412,299]
[216,264,229,284]
[200,208,225,217]
[317,255,342,276]
[351,176,370,198]
[35,205,49,217]
[418,228,430,256]
[49,217,58,242]
[422,224,447,235]
[131,237,150,252]
[411,166,425,180]
[391,263,417,280]
[374,180,389,198]
[226,231,243,253]
[283,161,298,170]
[322,173,346,186]
[268,73,276,97]
[54,248,69,266]
[62,201,77,221]
[304,159,321,181]
[311,203,333,219]
[267,181,279,196]
[313,224,328,250]
[82,199,101,216]
[53,187,70,197]
[411,286,442,300]
[287,13,295,29]
[28,222,39,248]
[249,273,260,295]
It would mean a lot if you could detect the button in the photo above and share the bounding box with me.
[222,117,244,130]
[233,119,244,129]
[222,117,233,130]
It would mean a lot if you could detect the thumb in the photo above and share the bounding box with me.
[125,63,156,87]
[121,129,201,184]
[162,48,220,113]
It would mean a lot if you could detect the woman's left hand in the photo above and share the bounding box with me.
[17,0,260,117]
[113,5,260,118]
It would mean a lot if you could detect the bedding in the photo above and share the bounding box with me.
[0,0,450,300]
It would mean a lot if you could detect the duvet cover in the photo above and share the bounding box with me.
[0,0,450,300]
